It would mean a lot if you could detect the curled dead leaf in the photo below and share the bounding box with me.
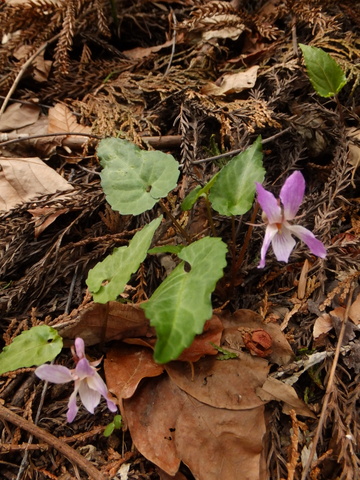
[313,313,333,339]
[256,377,316,418]
[201,65,259,96]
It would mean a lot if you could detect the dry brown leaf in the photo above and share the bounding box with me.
[220,309,295,365]
[28,206,69,238]
[123,38,179,60]
[13,45,52,82]
[104,344,164,400]
[0,103,40,131]
[201,65,259,96]
[0,157,73,211]
[177,315,223,362]
[157,468,188,480]
[256,377,316,418]
[349,292,360,325]
[165,353,269,410]
[347,127,360,169]
[313,313,333,339]
[48,103,91,140]
[60,302,154,346]
[122,375,267,480]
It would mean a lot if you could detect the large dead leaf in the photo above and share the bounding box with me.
[105,344,164,400]
[165,353,269,410]
[219,309,295,365]
[0,157,73,211]
[0,103,40,131]
[122,375,267,480]
[60,302,153,346]
[176,315,223,362]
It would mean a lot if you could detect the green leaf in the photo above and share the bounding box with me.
[181,173,220,211]
[86,217,162,303]
[209,137,265,216]
[113,414,123,429]
[98,138,180,215]
[299,44,347,98]
[210,343,238,360]
[181,185,202,211]
[148,245,184,255]
[103,423,115,437]
[141,237,227,363]
[0,326,63,375]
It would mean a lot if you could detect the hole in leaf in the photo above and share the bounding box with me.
[184,261,191,272]
[146,185,152,193]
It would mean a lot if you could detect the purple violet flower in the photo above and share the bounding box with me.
[255,171,326,268]
[35,337,117,422]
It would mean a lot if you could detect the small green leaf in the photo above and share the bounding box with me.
[98,138,180,215]
[113,414,123,429]
[148,245,184,255]
[181,185,202,211]
[181,173,219,211]
[86,217,162,303]
[141,237,227,363]
[103,423,115,437]
[299,44,347,97]
[0,326,63,375]
[210,343,238,360]
[209,137,265,216]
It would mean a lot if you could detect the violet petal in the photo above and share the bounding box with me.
[78,381,101,414]
[35,364,73,384]
[271,225,296,263]
[74,337,85,359]
[258,224,278,268]
[67,387,79,423]
[75,357,95,380]
[256,183,282,224]
[279,171,305,221]
[288,225,327,258]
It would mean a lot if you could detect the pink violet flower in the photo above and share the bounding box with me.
[35,337,117,422]
[255,171,327,268]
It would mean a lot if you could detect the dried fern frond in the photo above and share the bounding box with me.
[178,0,247,40]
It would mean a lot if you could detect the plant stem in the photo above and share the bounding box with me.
[334,94,344,125]
[204,194,217,237]
[159,199,192,244]
[234,202,260,274]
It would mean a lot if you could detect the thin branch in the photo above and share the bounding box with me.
[0,34,61,121]
[191,127,292,164]
[300,284,355,480]
[0,403,108,480]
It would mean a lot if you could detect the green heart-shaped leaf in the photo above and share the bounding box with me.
[98,138,180,215]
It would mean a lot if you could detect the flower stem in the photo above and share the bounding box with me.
[159,198,192,244]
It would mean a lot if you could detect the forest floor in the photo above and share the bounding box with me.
[0,1,359,479]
